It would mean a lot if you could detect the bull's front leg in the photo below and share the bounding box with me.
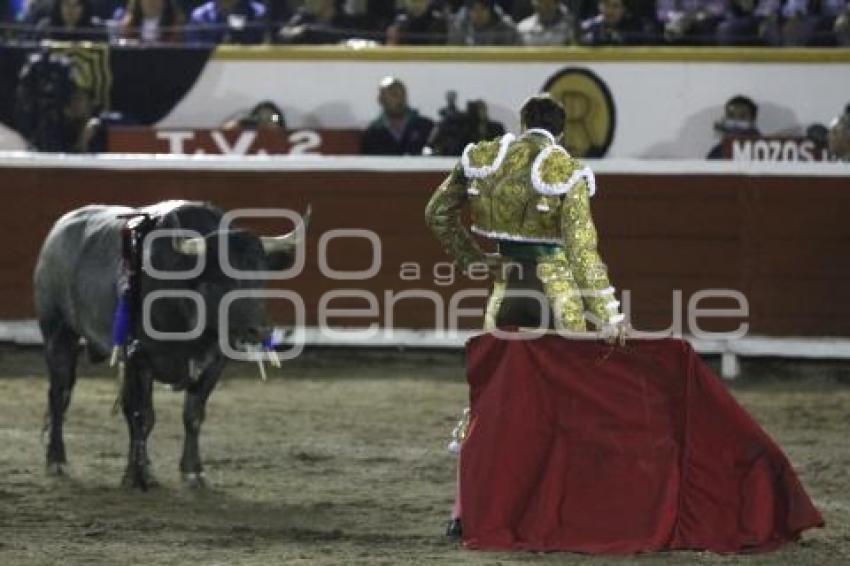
[180,356,225,488]
[121,342,156,491]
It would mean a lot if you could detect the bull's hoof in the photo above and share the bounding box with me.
[46,461,68,477]
[181,472,207,489]
[121,465,159,491]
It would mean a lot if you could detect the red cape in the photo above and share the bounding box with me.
[460,334,824,554]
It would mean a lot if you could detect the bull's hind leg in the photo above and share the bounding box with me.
[180,357,225,488]
[121,343,157,490]
[41,318,80,475]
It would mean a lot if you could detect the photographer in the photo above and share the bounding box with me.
[425,92,505,156]
[15,50,130,153]
[223,100,287,131]
[15,51,84,152]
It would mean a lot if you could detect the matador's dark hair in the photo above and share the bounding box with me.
[520,94,565,137]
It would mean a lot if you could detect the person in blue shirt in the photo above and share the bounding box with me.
[188,0,267,44]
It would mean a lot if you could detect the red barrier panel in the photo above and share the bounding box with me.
[2,163,848,336]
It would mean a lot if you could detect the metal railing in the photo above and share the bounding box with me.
[0,20,846,47]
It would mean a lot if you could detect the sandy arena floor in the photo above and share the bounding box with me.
[0,347,848,565]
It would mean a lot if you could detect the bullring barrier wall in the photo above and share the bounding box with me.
[0,154,847,343]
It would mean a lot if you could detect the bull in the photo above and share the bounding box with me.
[33,200,307,489]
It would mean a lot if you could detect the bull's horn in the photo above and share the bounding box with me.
[260,205,311,254]
[173,236,206,256]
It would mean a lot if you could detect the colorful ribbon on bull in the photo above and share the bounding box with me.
[255,334,281,380]
[110,213,154,367]
[109,213,154,412]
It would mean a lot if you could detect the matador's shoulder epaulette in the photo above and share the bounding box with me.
[461,133,516,179]
[530,144,597,197]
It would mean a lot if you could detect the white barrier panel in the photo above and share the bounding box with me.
[3,319,850,379]
[160,48,850,160]
[1,152,848,176]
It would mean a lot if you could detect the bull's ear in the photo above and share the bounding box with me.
[146,230,204,275]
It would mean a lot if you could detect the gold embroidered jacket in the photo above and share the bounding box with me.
[424,129,622,328]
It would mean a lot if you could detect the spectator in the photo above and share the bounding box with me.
[119,0,186,42]
[447,0,520,45]
[715,0,773,44]
[345,0,397,33]
[278,0,357,44]
[425,97,506,155]
[827,104,850,161]
[1,0,15,22]
[707,95,760,159]
[442,0,465,11]
[582,0,656,44]
[517,0,575,45]
[806,122,829,145]
[21,0,53,25]
[0,0,21,41]
[188,0,266,44]
[91,0,123,20]
[628,0,661,22]
[386,0,449,45]
[223,100,287,130]
[360,76,435,155]
[505,0,535,22]
[657,0,725,44]
[772,0,846,45]
[836,3,850,44]
[832,2,850,43]
[266,0,293,28]
[39,0,102,41]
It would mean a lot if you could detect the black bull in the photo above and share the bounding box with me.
[33,200,307,489]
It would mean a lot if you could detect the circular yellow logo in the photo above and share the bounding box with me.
[543,68,615,158]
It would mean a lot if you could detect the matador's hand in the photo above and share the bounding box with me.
[600,320,630,346]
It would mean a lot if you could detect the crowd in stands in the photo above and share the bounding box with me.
[1,0,849,46]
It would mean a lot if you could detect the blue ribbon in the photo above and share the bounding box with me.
[111,293,131,346]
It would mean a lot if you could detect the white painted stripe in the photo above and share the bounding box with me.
[5,319,850,359]
[0,320,42,345]
[0,152,458,172]
[0,152,848,177]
